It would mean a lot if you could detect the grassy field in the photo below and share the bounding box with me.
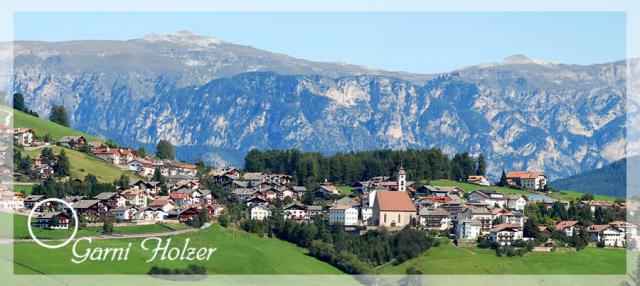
[5,213,177,240]
[377,240,626,275]
[430,179,619,201]
[8,224,343,275]
[22,146,141,183]
[10,107,101,142]
[11,184,34,196]
[337,186,353,196]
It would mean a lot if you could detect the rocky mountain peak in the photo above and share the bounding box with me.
[138,30,222,47]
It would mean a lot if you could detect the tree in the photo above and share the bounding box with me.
[54,149,71,176]
[498,169,509,187]
[49,105,70,127]
[48,215,60,228]
[102,218,114,234]
[156,140,175,160]
[136,147,146,158]
[115,175,130,189]
[475,154,486,176]
[13,93,25,111]
[580,193,594,201]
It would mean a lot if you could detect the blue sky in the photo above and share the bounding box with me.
[14,12,626,74]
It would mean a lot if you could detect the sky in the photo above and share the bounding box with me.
[13,11,626,74]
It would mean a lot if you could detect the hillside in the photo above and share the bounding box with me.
[5,32,628,179]
[12,107,141,183]
[9,106,101,142]
[8,224,343,275]
[550,157,627,198]
[377,240,625,274]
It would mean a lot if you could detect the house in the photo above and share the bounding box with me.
[506,195,527,211]
[36,165,55,179]
[94,192,126,208]
[138,206,168,221]
[456,219,482,239]
[496,209,525,227]
[468,190,507,208]
[467,175,490,186]
[250,205,271,221]
[418,207,451,230]
[24,195,48,209]
[245,197,269,208]
[283,203,307,221]
[306,205,325,219]
[232,187,260,201]
[328,205,359,226]
[204,203,226,218]
[314,185,340,196]
[72,199,111,222]
[128,158,161,177]
[372,191,417,228]
[490,224,524,245]
[130,180,162,197]
[173,206,200,223]
[209,167,241,184]
[59,135,86,149]
[506,171,547,190]
[610,221,638,239]
[86,141,105,150]
[526,194,563,208]
[113,205,139,221]
[555,221,580,237]
[32,212,71,229]
[417,185,464,197]
[13,128,35,146]
[588,224,626,247]
[169,193,190,206]
[148,198,177,212]
[460,207,494,234]
[0,191,24,209]
[122,189,148,207]
[335,196,359,207]
[93,148,121,165]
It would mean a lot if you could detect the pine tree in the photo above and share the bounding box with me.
[475,154,486,176]
[498,169,509,187]
[54,149,71,176]
[13,93,25,111]
[49,105,70,127]
[155,140,175,160]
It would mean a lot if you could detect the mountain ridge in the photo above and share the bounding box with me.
[3,32,630,180]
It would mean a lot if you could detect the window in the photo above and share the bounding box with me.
[384,214,387,223]
[398,214,401,224]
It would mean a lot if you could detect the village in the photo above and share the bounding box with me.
[1,127,634,253]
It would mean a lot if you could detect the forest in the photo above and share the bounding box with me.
[244,148,486,186]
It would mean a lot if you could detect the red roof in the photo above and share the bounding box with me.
[554,220,579,231]
[169,193,188,199]
[376,191,416,212]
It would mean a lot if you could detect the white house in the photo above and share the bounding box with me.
[459,207,494,234]
[506,195,527,211]
[138,207,168,221]
[468,190,507,208]
[113,206,139,221]
[490,224,524,245]
[456,219,482,240]
[283,204,307,221]
[13,128,35,146]
[0,191,24,209]
[588,224,626,247]
[467,175,490,186]
[250,205,271,221]
[328,205,359,226]
[555,221,580,237]
[506,171,547,190]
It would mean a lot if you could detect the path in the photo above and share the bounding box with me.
[0,222,213,245]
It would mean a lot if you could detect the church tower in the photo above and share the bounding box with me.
[397,166,406,192]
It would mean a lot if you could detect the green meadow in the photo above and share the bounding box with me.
[22,146,141,183]
[10,107,100,142]
[377,240,626,275]
[8,224,343,275]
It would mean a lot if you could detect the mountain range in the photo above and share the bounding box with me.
[1,31,630,180]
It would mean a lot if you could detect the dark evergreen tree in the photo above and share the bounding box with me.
[13,93,25,111]
[49,105,70,127]
[498,169,509,187]
[54,149,71,176]
[155,140,175,160]
[475,154,486,176]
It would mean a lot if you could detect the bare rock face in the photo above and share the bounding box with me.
[4,32,628,179]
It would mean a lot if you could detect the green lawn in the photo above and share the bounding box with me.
[6,213,176,240]
[377,241,626,275]
[9,106,101,142]
[337,186,353,196]
[11,184,34,196]
[8,224,343,275]
[23,146,141,183]
[430,179,619,201]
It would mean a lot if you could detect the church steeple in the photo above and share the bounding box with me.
[397,166,406,192]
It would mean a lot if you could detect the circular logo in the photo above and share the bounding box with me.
[27,198,79,249]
